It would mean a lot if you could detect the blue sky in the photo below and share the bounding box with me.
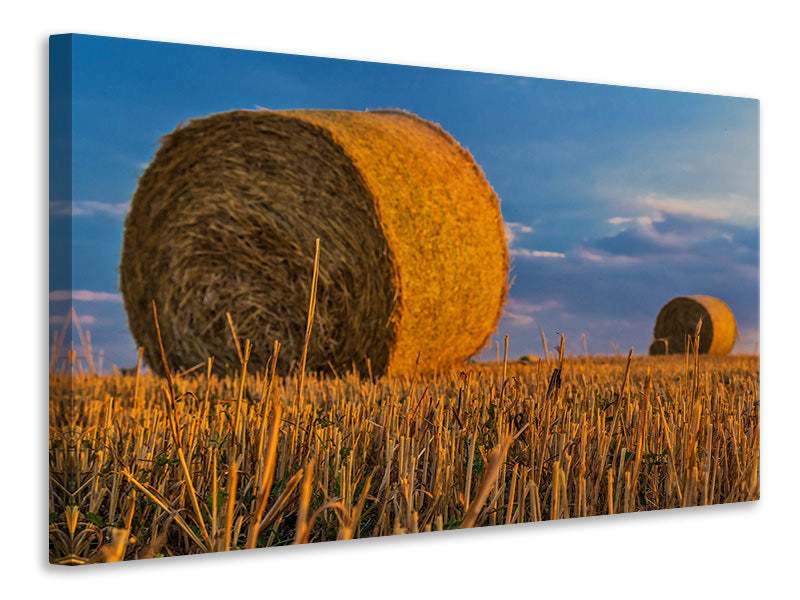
[49,34,759,370]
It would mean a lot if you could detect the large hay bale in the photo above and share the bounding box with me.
[119,109,508,377]
[649,295,736,356]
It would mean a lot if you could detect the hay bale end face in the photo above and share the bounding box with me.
[120,109,508,377]
[650,295,737,356]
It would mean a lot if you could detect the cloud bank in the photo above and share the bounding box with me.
[50,201,129,218]
[49,290,123,302]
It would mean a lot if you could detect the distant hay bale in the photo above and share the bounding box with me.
[119,109,508,377]
[650,295,736,356]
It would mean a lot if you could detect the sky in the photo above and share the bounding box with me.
[49,33,759,370]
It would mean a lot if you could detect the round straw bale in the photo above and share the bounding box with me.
[650,295,736,356]
[119,109,508,377]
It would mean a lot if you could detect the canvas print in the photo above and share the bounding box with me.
[49,34,759,565]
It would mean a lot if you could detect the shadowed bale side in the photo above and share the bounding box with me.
[650,295,737,356]
[119,109,508,377]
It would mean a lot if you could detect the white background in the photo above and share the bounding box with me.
[4,1,796,597]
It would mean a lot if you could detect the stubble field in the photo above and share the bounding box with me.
[49,345,759,565]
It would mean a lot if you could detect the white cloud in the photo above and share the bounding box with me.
[575,248,641,265]
[50,290,122,302]
[50,314,97,325]
[577,248,605,262]
[642,195,730,221]
[502,312,534,326]
[50,201,129,217]
[510,248,566,259]
[504,221,563,260]
[504,221,534,246]
[607,216,660,227]
[606,193,756,229]
[506,297,561,314]
[501,298,562,327]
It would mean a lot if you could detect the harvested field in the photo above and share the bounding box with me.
[49,346,759,564]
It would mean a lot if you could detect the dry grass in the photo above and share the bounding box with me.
[49,340,759,564]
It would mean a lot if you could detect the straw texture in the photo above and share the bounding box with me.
[650,295,737,356]
[119,109,508,377]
